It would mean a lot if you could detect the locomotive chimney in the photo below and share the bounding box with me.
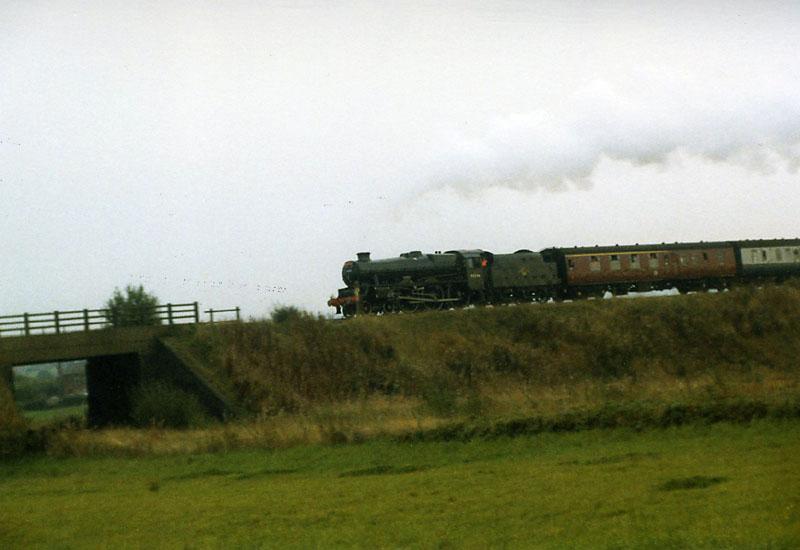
[357,252,371,262]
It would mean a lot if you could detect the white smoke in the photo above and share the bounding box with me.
[430,78,800,193]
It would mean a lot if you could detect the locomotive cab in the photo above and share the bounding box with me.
[447,250,492,293]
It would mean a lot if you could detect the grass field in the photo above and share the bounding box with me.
[21,405,86,427]
[2,419,798,548]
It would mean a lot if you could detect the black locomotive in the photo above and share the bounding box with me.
[328,239,800,317]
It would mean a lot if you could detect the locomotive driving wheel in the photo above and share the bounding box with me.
[403,296,424,312]
[433,288,447,309]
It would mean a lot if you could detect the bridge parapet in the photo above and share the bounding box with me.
[0,303,240,338]
[0,325,180,367]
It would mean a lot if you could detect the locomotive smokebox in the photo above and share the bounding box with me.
[357,252,371,262]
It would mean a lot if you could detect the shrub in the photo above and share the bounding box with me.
[270,305,306,324]
[0,382,30,457]
[130,381,208,428]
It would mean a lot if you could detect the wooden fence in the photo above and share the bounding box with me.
[204,307,241,323]
[0,302,240,337]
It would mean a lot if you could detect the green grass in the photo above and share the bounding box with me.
[2,419,798,548]
[21,404,86,426]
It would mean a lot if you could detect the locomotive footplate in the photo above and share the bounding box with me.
[397,295,461,304]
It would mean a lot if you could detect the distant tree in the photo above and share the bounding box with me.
[106,285,160,327]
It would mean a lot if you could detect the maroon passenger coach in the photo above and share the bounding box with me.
[542,242,738,298]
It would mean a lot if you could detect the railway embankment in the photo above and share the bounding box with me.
[186,283,800,416]
[3,283,800,455]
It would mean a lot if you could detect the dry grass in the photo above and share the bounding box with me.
[184,283,800,418]
[44,395,448,457]
[41,369,800,457]
[478,367,799,418]
[6,283,800,457]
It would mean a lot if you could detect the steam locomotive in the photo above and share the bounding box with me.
[327,239,800,317]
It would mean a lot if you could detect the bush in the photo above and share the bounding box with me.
[270,305,306,324]
[130,381,208,428]
[0,382,30,457]
[12,375,62,404]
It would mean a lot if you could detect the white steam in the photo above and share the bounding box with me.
[430,78,800,192]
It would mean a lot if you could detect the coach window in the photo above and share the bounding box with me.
[630,254,640,269]
[794,248,800,262]
[568,259,575,270]
[590,256,601,272]
[648,253,658,269]
[610,254,621,271]
[664,255,670,266]
[776,248,783,262]
[717,250,725,264]
[751,250,759,263]
[680,255,688,266]
[761,250,768,262]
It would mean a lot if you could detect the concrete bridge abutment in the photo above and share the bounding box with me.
[86,354,143,427]
[1,364,12,392]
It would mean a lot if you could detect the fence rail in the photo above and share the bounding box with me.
[204,307,241,323]
[0,302,240,337]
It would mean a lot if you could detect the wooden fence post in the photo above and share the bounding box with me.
[83,309,90,331]
[193,302,199,324]
[23,313,30,336]
[167,303,173,325]
[54,311,60,334]
[235,307,240,321]
[209,309,215,324]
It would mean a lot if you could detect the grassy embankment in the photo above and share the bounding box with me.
[0,282,793,456]
[210,283,800,420]
[2,419,798,547]
[1,283,799,456]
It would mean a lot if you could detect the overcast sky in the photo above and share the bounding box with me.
[2,1,799,317]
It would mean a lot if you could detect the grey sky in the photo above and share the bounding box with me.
[2,1,799,317]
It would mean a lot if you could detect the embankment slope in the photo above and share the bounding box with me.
[188,283,800,422]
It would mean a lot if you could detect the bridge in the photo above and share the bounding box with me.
[0,303,243,426]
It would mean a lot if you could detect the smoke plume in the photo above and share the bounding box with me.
[430,78,800,193]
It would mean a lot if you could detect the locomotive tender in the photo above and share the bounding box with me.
[327,239,800,317]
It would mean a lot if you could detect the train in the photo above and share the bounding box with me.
[327,238,800,317]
